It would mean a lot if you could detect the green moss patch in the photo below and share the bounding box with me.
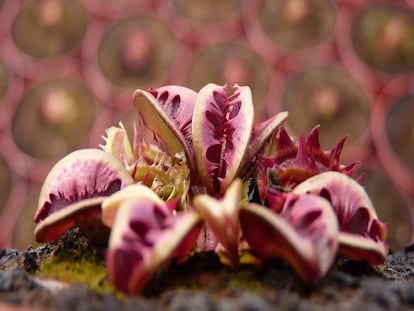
[35,230,119,295]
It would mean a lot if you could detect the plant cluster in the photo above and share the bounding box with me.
[34,84,388,294]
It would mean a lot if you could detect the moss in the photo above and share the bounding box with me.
[143,253,264,297]
[376,264,386,273]
[227,270,262,291]
[35,232,121,296]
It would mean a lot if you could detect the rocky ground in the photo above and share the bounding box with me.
[1,229,414,311]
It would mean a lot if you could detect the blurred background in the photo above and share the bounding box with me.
[0,0,413,252]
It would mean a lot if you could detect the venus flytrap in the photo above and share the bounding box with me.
[293,171,388,264]
[193,179,243,267]
[102,185,202,295]
[240,193,339,282]
[34,83,388,295]
[34,149,134,244]
[134,83,288,196]
[103,122,191,208]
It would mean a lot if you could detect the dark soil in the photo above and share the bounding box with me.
[1,229,414,311]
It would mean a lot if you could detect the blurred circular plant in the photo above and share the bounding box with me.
[12,79,96,159]
[0,59,8,101]
[81,0,153,18]
[159,0,243,45]
[282,67,370,149]
[187,42,269,112]
[11,0,89,58]
[372,77,414,198]
[12,183,40,249]
[359,166,412,251]
[351,3,414,73]
[98,15,176,88]
[384,94,414,174]
[257,0,336,50]
[0,154,12,216]
[172,0,241,22]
